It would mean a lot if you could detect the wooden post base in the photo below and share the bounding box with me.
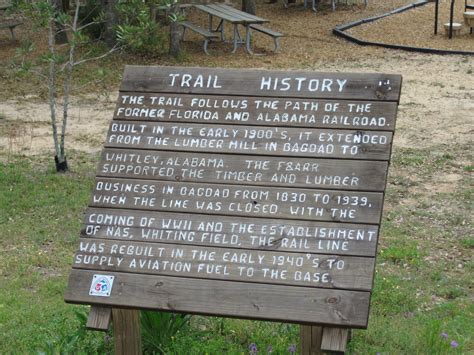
[112,308,142,355]
[301,325,323,355]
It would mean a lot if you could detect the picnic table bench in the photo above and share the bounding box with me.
[181,3,283,55]
[0,20,22,40]
[181,20,220,55]
[248,24,283,53]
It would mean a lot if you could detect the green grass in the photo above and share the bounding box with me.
[0,143,472,353]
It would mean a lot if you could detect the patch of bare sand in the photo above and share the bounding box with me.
[0,0,472,156]
[0,94,116,158]
[2,51,472,158]
[425,172,464,194]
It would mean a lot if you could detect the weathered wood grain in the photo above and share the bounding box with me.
[120,66,402,102]
[90,178,384,224]
[321,327,350,352]
[112,308,141,355]
[82,208,379,257]
[300,325,324,355]
[65,269,371,327]
[73,238,375,290]
[98,148,389,191]
[114,92,398,131]
[86,306,111,331]
[105,121,393,161]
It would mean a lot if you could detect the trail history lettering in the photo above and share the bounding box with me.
[65,66,402,328]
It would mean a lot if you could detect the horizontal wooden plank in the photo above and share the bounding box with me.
[73,238,374,290]
[194,4,247,23]
[98,148,389,192]
[207,4,268,22]
[105,122,393,161]
[82,208,379,257]
[65,269,371,327]
[90,178,384,224]
[114,93,398,131]
[120,66,402,101]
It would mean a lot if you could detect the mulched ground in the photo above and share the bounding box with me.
[180,0,473,66]
[0,0,471,76]
[348,1,474,52]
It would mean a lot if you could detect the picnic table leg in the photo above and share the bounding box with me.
[203,39,212,55]
[217,20,225,41]
[245,26,254,55]
[9,26,15,40]
[208,14,213,32]
[231,24,240,53]
[273,36,281,53]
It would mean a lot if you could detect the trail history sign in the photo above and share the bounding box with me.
[65,66,402,329]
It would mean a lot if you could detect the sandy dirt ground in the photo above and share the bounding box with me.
[0,0,472,158]
[349,1,474,51]
[0,52,472,158]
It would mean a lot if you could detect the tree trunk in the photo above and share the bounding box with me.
[53,0,69,44]
[47,18,68,172]
[169,3,181,57]
[57,1,80,173]
[62,0,70,12]
[242,0,256,14]
[103,0,119,47]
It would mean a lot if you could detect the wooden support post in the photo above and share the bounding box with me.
[86,306,112,331]
[300,325,324,355]
[112,308,142,355]
[321,327,350,353]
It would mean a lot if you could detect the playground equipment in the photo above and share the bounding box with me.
[444,21,462,35]
[434,0,457,38]
[465,1,474,33]
[435,0,474,37]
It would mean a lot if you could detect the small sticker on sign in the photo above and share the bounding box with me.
[89,274,115,297]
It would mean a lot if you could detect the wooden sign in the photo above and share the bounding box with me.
[65,66,401,330]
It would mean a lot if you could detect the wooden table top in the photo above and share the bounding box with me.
[194,3,269,24]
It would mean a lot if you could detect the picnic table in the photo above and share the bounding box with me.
[182,3,282,54]
[0,20,22,40]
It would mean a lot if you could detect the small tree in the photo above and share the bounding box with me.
[115,0,183,58]
[168,1,182,57]
[115,0,164,55]
[14,1,119,172]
